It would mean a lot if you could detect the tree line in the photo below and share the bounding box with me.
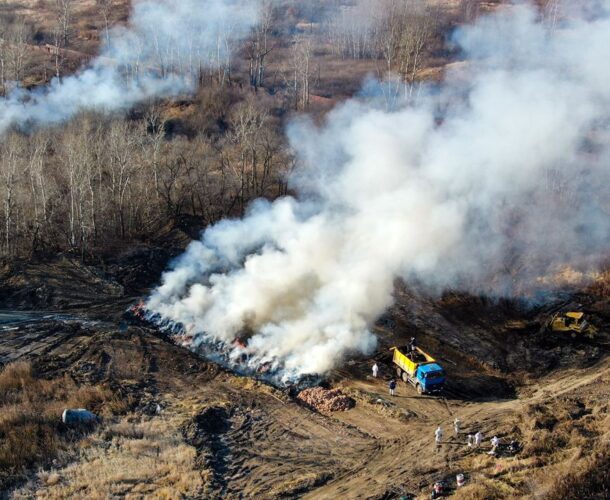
[0,91,290,259]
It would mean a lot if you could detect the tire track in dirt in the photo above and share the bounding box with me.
[209,388,378,498]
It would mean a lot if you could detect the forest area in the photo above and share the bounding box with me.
[0,0,509,262]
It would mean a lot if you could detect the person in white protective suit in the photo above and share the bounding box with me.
[435,425,444,448]
[489,435,501,456]
[453,417,461,436]
[474,431,483,448]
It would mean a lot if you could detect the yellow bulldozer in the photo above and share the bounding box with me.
[546,311,597,339]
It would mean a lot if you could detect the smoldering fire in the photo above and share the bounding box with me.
[147,4,610,378]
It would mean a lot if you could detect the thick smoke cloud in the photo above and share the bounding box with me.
[148,3,610,377]
[0,0,259,134]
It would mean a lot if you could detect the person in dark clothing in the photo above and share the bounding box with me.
[409,337,417,353]
[389,378,397,396]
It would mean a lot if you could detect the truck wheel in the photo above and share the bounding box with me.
[401,371,408,383]
[396,367,403,377]
[416,383,424,395]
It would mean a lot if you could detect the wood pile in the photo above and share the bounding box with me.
[297,387,355,412]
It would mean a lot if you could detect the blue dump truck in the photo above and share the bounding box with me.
[390,346,446,395]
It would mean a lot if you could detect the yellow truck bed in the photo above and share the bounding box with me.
[391,346,436,376]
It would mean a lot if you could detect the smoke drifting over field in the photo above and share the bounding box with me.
[149,3,610,376]
[0,0,259,134]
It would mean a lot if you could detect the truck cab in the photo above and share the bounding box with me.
[416,363,445,394]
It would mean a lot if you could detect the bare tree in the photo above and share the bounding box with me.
[26,134,51,251]
[234,98,266,202]
[398,3,437,99]
[542,0,562,30]
[459,0,480,23]
[54,0,73,46]
[8,22,30,85]
[326,1,379,59]
[0,19,32,93]
[0,135,25,255]
[61,123,96,253]
[213,16,241,86]
[96,0,115,45]
[0,18,6,93]
[376,1,402,77]
[247,0,274,89]
[107,121,141,239]
[288,35,312,110]
[371,0,438,106]
[223,95,289,212]
[51,0,73,78]
[184,137,216,221]
[142,105,167,203]
[159,149,188,216]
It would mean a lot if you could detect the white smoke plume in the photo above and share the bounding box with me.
[148,2,610,377]
[0,0,259,134]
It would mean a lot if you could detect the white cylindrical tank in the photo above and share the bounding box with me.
[61,409,100,424]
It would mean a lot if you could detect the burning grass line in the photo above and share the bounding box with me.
[126,302,322,389]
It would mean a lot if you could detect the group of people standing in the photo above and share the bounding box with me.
[435,418,505,456]
[434,417,470,446]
